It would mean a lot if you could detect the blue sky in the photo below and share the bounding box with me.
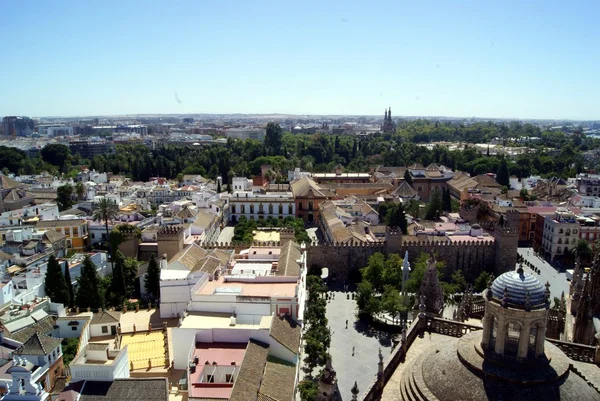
[1,1,599,119]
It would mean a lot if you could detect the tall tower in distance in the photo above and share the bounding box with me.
[381,107,396,133]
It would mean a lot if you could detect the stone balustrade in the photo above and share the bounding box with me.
[547,338,597,363]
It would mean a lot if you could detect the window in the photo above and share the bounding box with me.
[269,204,273,214]
[557,247,562,254]
[299,202,303,211]
[73,227,79,236]
[91,233,95,239]
[574,229,578,234]
[225,374,233,383]
[101,326,108,334]
[206,375,215,383]
[557,238,562,244]
[250,205,254,214]
[308,202,313,211]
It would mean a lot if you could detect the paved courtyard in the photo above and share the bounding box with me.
[517,247,570,300]
[217,226,235,243]
[326,290,395,400]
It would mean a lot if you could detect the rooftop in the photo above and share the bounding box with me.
[196,276,297,298]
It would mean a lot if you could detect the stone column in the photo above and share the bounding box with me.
[494,316,506,356]
[517,323,530,360]
[535,324,546,358]
[481,314,492,350]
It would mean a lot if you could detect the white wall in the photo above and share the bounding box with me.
[51,316,91,339]
[70,346,129,381]
[171,326,296,370]
[89,322,119,338]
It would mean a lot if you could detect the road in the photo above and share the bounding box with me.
[517,247,570,301]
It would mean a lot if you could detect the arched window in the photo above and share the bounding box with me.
[557,238,562,244]
[528,323,538,358]
[505,322,521,357]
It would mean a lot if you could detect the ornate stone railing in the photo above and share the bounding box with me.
[427,317,483,338]
[547,338,596,363]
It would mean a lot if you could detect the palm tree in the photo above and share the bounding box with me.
[573,239,593,265]
[93,197,119,253]
[74,182,86,200]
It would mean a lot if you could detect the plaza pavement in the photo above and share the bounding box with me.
[325,290,395,400]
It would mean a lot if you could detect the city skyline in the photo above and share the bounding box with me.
[2,1,599,120]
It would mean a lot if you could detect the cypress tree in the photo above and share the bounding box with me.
[442,188,452,212]
[64,261,74,307]
[496,157,510,187]
[404,169,413,186]
[425,187,443,220]
[145,254,161,301]
[44,255,70,305]
[75,256,103,309]
[109,251,127,307]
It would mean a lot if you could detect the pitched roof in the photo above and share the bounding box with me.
[14,332,62,356]
[229,340,270,401]
[5,315,57,343]
[75,378,169,401]
[176,206,198,219]
[36,219,85,228]
[43,229,66,244]
[391,181,418,198]
[277,241,302,277]
[190,255,222,275]
[169,243,208,270]
[269,315,301,354]
[0,175,22,190]
[91,310,121,325]
[473,174,502,188]
[0,251,12,261]
[290,177,329,198]
[258,359,297,401]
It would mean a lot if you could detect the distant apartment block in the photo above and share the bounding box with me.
[3,116,34,137]
[38,124,73,137]
[69,140,116,159]
[224,127,266,141]
[92,124,148,135]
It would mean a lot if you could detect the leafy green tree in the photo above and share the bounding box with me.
[361,253,385,292]
[92,198,119,252]
[61,338,80,366]
[298,379,318,401]
[451,269,467,293]
[474,271,492,292]
[145,254,161,301]
[56,184,74,211]
[0,146,26,174]
[44,255,70,305]
[75,256,103,309]
[519,188,529,200]
[64,261,74,307]
[496,157,510,187]
[425,187,442,220]
[41,144,70,172]
[404,169,413,186]
[356,280,380,316]
[381,285,403,320]
[265,122,283,155]
[386,203,408,234]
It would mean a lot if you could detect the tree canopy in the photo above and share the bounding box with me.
[75,256,103,309]
[44,255,70,305]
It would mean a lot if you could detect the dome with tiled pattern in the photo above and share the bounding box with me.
[491,268,546,309]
